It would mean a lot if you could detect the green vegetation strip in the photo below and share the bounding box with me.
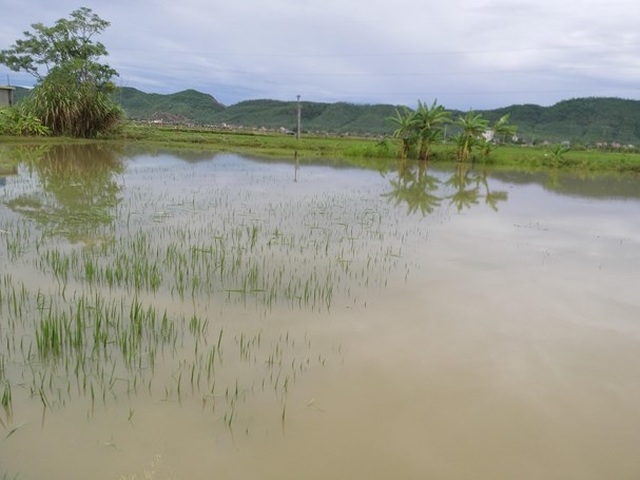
[3,123,640,173]
[116,124,640,173]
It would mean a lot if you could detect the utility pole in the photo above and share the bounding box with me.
[296,95,301,140]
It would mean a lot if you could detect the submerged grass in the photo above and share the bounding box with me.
[0,149,420,437]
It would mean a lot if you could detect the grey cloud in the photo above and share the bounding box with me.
[1,0,640,109]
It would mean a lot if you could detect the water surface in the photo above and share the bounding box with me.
[0,145,639,479]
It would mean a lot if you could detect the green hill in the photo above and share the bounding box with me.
[212,100,397,135]
[484,97,640,145]
[112,89,398,135]
[115,87,225,124]
[10,86,640,145]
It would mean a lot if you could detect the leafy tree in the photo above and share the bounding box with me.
[388,100,451,160]
[454,112,489,161]
[474,113,517,161]
[388,106,418,159]
[477,137,496,161]
[0,7,123,138]
[491,113,517,143]
[0,7,116,85]
[413,100,450,161]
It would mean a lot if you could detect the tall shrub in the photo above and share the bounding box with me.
[0,8,123,138]
[23,65,123,138]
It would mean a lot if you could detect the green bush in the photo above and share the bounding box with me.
[0,106,50,136]
[21,67,124,138]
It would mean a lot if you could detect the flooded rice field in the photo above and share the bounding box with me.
[1,145,639,479]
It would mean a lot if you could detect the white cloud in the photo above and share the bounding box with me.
[2,0,640,109]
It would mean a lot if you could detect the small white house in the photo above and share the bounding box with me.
[0,85,15,107]
[482,129,494,142]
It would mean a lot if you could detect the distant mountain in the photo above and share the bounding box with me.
[214,99,398,135]
[10,86,640,145]
[113,88,398,135]
[115,87,225,124]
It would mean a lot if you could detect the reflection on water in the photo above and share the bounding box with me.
[382,160,509,216]
[383,160,441,215]
[492,168,640,199]
[0,145,639,480]
[3,144,124,243]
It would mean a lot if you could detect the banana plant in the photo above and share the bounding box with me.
[413,99,451,161]
[455,111,489,161]
[492,113,517,143]
[388,106,418,159]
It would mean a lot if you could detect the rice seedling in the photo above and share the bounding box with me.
[0,146,432,457]
[1,381,12,423]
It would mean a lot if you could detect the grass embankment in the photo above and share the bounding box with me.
[487,145,640,173]
[120,124,640,173]
[118,123,385,158]
[3,123,640,173]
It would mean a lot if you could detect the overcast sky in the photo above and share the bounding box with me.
[1,0,639,110]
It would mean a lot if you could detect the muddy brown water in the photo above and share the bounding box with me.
[0,147,639,479]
